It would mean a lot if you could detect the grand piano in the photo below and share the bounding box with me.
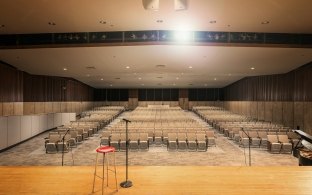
[293,130,312,166]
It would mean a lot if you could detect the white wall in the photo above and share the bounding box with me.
[0,113,76,151]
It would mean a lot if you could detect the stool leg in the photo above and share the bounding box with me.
[102,153,105,195]
[113,152,118,191]
[106,153,109,187]
[92,152,99,193]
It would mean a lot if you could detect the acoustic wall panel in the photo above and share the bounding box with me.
[35,102,45,114]
[21,116,32,140]
[45,102,53,113]
[304,102,312,135]
[53,102,61,113]
[23,102,35,115]
[7,116,21,146]
[39,114,48,132]
[0,117,8,150]
[257,101,265,121]
[282,102,294,128]
[47,113,54,129]
[264,102,273,122]
[31,115,40,136]
[272,102,283,124]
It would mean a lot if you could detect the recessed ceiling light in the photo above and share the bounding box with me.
[63,68,67,71]
[138,77,142,80]
[100,78,104,81]
[209,20,216,24]
[99,20,106,24]
[204,84,208,86]
[141,84,145,86]
[188,66,192,69]
[156,19,163,23]
[48,22,56,26]
[173,83,176,86]
[250,67,255,70]
[189,84,193,86]
[156,64,166,68]
[157,76,163,79]
[126,66,130,69]
[109,84,113,87]
[181,73,184,75]
[228,73,232,76]
[133,72,137,75]
[261,21,270,25]
[214,78,217,81]
[115,77,120,80]
[86,74,90,77]
[176,77,179,80]
[86,66,96,70]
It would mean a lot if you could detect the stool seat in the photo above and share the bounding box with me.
[96,146,115,153]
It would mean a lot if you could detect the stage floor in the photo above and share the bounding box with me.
[0,166,312,195]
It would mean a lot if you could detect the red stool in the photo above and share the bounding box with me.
[92,146,118,194]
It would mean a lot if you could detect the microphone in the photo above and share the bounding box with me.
[123,118,131,123]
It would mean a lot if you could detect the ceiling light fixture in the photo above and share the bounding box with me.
[126,66,130,69]
[86,74,90,77]
[138,77,142,80]
[173,31,192,42]
[109,84,113,87]
[176,77,179,80]
[63,68,67,71]
[101,78,104,81]
[188,66,192,69]
[214,78,217,81]
[250,67,255,70]
[99,20,106,24]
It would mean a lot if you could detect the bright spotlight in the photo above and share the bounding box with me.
[173,31,192,42]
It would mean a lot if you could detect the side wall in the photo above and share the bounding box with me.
[223,62,312,134]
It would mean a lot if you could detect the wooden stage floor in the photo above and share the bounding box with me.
[0,166,312,195]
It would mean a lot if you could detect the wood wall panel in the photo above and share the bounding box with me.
[23,102,35,115]
[257,101,265,120]
[250,102,258,119]
[294,102,304,130]
[272,102,283,124]
[45,102,53,113]
[304,102,312,135]
[52,102,61,113]
[2,103,14,116]
[264,102,273,122]
[282,102,294,128]
[0,103,3,116]
[13,102,23,115]
[34,102,45,114]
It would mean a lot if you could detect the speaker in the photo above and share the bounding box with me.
[174,0,187,11]
[142,0,159,11]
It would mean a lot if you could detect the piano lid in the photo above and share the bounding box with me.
[293,130,312,143]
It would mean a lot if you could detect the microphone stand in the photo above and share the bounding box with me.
[120,118,133,188]
[241,128,251,166]
[61,129,70,166]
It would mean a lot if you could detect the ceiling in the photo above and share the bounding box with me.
[0,0,312,88]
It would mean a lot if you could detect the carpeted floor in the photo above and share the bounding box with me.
[0,112,298,166]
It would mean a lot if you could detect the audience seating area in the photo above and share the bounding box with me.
[44,106,125,153]
[193,106,300,154]
[101,106,216,152]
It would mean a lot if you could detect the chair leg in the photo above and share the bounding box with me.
[114,152,118,191]
[102,154,105,195]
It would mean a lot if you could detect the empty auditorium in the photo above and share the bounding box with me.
[1,0,312,194]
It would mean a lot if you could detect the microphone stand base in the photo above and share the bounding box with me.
[120,180,133,188]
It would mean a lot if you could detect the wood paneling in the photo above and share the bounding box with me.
[304,102,312,135]
[2,103,14,116]
[13,102,23,115]
[265,102,273,122]
[23,102,35,115]
[283,102,294,128]
[272,102,283,124]
[257,101,265,120]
